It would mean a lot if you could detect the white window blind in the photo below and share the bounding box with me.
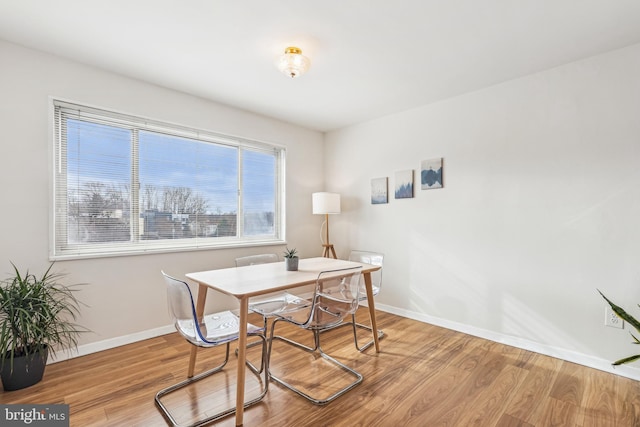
[52,100,285,259]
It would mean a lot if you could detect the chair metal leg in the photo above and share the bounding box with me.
[155,335,269,427]
[266,318,362,406]
[321,312,385,352]
[237,312,317,370]
[349,312,385,351]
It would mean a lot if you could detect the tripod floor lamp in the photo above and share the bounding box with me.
[312,192,341,259]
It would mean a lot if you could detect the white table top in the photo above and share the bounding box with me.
[186,257,380,298]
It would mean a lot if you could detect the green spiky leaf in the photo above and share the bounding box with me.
[613,354,640,366]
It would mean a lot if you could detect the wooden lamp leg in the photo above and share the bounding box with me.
[322,213,337,259]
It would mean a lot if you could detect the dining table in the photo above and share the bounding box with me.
[185,256,382,426]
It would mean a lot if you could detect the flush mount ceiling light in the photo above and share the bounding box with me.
[277,46,310,78]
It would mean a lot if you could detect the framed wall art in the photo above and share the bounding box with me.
[421,158,443,190]
[371,177,388,204]
[394,169,414,199]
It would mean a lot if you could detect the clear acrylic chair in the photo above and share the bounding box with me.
[234,253,279,267]
[347,250,385,351]
[155,271,268,427]
[319,250,384,351]
[235,253,311,327]
[267,267,364,405]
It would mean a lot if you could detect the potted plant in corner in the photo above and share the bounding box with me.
[0,262,87,391]
[283,248,299,271]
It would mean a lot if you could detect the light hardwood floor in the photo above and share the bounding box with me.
[1,309,639,426]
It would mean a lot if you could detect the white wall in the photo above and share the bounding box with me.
[325,43,640,379]
[0,40,325,356]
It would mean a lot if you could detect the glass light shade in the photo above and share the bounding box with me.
[312,192,341,214]
[277,47,310,78]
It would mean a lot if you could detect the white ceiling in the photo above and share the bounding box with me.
[1,1,640,132]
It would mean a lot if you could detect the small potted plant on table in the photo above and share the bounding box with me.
[0,262,87,391]
[283,248,299,271]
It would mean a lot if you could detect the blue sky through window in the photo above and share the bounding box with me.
[66,119,276,216]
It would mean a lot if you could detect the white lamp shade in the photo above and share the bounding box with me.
[312,192,341,214]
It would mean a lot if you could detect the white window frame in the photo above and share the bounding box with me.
[50,99,286,260]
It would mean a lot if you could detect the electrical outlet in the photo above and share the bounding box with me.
[605,306,624,329]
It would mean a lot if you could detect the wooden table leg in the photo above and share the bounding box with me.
[188,284,208,378]
[235,296,249,426]
[363,272,380,352]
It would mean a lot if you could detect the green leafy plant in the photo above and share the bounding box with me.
[0,262,87,371]
[283,247,298,259]
[598,289,640,366]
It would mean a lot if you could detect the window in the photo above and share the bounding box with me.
[52,100,285,259]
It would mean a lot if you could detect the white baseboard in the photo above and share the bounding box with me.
[375,303,640,382]
[48,324,175,364]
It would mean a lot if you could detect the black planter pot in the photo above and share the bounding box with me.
[1,346,48,391]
